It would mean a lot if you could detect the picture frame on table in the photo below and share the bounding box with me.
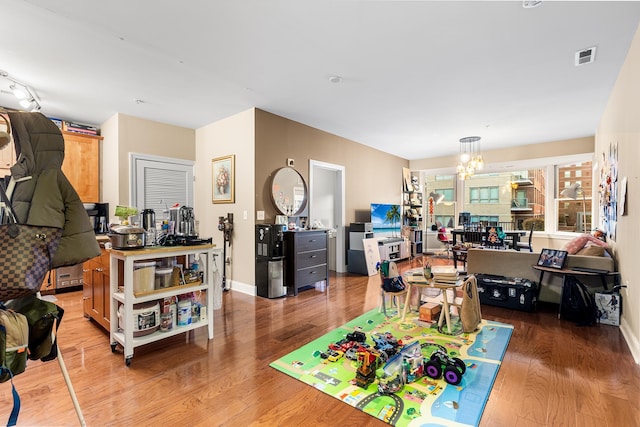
[537,248,568,269]
[212,155,235,204]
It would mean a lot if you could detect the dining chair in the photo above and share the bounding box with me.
[437,227,453,257]
[517,224,535,252]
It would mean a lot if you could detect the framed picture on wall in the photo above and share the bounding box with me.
[212,155,235,204]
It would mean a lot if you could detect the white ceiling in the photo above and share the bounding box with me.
[2,1,640,160]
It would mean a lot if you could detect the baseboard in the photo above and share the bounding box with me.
[620,320,640,364]
[228,280,256,296]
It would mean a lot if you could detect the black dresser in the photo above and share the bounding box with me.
[284,229,329,295]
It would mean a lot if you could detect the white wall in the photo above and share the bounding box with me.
[195,108,256,295]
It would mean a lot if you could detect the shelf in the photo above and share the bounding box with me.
[113,281,208,304]
[112,318,208,347]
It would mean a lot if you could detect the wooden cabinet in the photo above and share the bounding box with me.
[285,230,329,295]
[83,246,110,331]
[61,131,102,203]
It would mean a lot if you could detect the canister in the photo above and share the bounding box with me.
[155,267,173,289]
[160,312,173,332]
[177,300,192,326]
[133,261,156,294]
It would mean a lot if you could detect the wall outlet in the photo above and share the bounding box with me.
[287,158,295,167]
[257,210,265,220]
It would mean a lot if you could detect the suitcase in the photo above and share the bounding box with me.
[474,274,537,311]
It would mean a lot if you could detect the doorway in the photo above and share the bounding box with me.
[309,160,346,273]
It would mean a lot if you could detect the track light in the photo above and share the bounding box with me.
[1,70,41,112]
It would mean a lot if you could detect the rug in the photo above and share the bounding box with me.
[270,308,513,427]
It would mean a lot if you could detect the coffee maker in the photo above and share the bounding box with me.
[86,203,109,234]
[169,206,197,237]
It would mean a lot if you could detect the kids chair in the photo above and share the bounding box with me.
[378,260,408,317]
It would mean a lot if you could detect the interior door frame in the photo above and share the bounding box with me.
[309,160,346,273]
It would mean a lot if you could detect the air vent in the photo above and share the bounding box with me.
[575,47,597,66]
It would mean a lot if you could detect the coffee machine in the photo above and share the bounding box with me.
[86,203,109,234]
[169,206,197,237]
[178,206,197,236]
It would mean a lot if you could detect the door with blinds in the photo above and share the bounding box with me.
[131,154,194,220]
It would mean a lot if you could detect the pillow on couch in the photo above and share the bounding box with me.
[576,246,606,257]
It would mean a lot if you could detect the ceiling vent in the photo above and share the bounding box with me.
[575,47,597,66]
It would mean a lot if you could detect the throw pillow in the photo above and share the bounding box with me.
[576,246,605,257]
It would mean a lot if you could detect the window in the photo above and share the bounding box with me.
[556,161,592,233]
[469,186,499,203]
[423,155,591,234]
[436,188,454,201]
[130,154,195,220]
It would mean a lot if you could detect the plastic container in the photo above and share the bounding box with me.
[160,312,173,331]
[177,300,192,326]
[155,267,173,289]
[133,261,156,294]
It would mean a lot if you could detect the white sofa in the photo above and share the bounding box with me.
[466,248,616,304]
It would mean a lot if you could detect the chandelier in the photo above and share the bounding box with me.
[456,136,484,180]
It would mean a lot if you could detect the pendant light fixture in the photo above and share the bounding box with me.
[456,136,484,180]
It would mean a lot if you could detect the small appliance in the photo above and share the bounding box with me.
[108,225,146,249]
[177,206,197,236]
[85,202,109,234]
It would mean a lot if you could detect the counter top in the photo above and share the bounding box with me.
[107,243,215,257]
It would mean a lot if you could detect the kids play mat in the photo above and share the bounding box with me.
[270,308,513,427]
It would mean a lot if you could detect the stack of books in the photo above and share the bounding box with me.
[62,121,99,136]
[430,265,459,285]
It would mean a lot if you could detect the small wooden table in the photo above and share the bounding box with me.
[401,269,460,334]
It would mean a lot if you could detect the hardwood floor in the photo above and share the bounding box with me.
[2,256,639,427]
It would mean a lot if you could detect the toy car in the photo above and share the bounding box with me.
[326,349,344,362]
[424,349,466,385]
[346,330,366,343]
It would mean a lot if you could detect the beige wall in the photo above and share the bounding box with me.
[195,109,255,293]
[596,25,640,363]
[101,113,196,208]
[255,109,408,225]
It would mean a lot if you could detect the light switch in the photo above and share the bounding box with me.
[243,210,248,220]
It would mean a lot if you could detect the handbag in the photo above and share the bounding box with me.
[0,305,29,426]
[0,305,29,383]
[0,185,63,302]
[460,275,482,333]
[5,295,64,361]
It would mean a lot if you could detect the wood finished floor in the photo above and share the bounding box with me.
[2,256,639,427]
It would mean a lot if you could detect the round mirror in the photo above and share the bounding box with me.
[271,167,308,216]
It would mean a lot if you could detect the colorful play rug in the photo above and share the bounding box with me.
[270,308,513,427]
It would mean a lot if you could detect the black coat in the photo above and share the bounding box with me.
[8,112,100,267]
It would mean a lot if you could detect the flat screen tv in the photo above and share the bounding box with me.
[370,203,402,238]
